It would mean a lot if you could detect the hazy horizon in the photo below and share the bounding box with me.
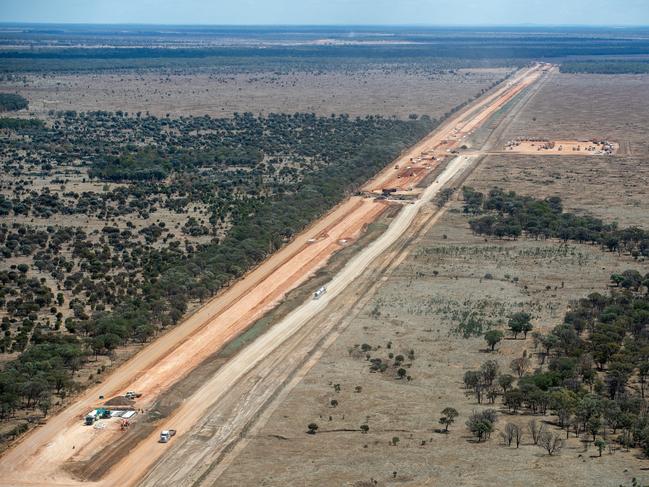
[2,0,648,27]
[1,22,648,28]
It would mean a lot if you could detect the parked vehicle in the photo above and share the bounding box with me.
[85,408,111,425]
[84,410,99,425]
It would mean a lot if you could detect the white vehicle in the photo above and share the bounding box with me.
[159,429,176,443]
[313,286,326,300]
[125,391,142,400]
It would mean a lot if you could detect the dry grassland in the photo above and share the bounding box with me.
[213,73,649,487]
[1,68,511,119]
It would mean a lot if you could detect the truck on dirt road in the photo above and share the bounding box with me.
[313,286,326,299]
[159,430,176,443]
[84,408,110,425]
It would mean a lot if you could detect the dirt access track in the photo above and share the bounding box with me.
[0,63,547,487]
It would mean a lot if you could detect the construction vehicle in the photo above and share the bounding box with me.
[159,429,176,443]
[84,410,99,425]
[84,408,111,425]
[313,286,326,300]
[125,391,142,400]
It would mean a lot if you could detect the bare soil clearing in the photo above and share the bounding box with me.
[503,138,618,155]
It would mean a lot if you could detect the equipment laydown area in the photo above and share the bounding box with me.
[0,64,547,487]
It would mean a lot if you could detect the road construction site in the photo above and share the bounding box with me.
[0,63,548,487]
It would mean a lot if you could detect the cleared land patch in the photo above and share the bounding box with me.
[503,138,618,156]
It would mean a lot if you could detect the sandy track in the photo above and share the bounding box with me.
[0,64,546,487]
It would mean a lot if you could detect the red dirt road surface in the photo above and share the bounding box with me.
[0,63,546,487]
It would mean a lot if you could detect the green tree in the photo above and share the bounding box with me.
[587,416,601,441]
[509,312,533,339]
[594,438,607,457]
[480,360,499,386]
[497,374,515,394]
[439,407,459,432]
[549,389,577,431]
[464,370,484,404]
[37,394,52,417]
[484,330,504,351]
[466,409,497,442]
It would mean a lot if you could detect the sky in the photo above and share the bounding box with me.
[1,0,648,26]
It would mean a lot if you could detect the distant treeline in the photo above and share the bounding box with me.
[0,93,28,112]
[463,187,649,258]
[561,60,649,74]
[3,36,649,61]
[2,37,649,72]
[0,117,42,129]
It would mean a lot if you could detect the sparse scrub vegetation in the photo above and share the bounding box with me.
[462,273,649,457]
[0,110,434,430]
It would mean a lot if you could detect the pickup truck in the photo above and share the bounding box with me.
[159,429,176,443]
[313,286,326,300]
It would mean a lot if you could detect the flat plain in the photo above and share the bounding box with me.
[2,25,649,487]
[211,71,649,487]
[0,68,511,119]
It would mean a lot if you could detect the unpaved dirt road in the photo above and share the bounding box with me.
[138,154,479,487]
[0,63,546,487]
[0,197,386,486]
[363,65,543,193]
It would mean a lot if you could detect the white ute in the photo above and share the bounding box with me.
[159,429,176,443]
[313,286,326,299]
